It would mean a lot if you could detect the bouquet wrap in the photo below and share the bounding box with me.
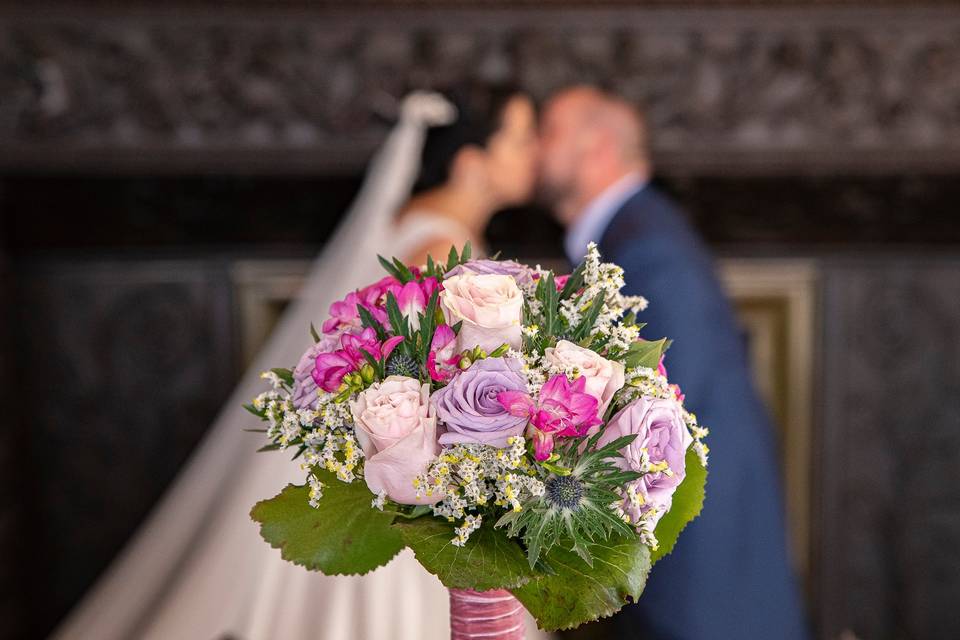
[449,589,526,640]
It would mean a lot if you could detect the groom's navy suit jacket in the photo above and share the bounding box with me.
[598,186,808,639]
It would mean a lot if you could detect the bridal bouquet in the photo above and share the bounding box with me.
[248,243,708,632]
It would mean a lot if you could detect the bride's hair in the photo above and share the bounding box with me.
[413,82,521,194]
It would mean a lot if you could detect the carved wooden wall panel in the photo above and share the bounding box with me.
[10,260,237,638]
[1,7,959,174]
[819,258,960,640]
[0,224,24,640]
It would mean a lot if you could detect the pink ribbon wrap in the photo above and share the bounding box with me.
[449,588,526,639]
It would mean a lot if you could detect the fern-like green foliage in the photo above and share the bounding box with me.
[496,432,640,568]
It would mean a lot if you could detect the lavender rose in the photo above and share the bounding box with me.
[433,357,529,447]
[445,259,535,287]
[291,334,342,409]
[597,396,693,525]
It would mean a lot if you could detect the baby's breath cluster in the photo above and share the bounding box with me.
[505,349,547,396]
[250,371,363,505]
[580,242,648,337]
[414,436,545,546]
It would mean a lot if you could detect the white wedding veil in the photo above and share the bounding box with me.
[52,92,457,640]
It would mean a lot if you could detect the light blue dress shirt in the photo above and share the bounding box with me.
[564,172,647,264]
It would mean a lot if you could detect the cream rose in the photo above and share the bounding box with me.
[439,273,524,354]
[350,376,440,505]
[544,340,625,415]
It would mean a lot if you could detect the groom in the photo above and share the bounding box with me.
[538,86,808,639]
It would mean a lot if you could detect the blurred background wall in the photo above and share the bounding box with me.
[2,2,960,639]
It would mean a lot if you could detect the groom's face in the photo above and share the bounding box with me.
[538,95,586,222]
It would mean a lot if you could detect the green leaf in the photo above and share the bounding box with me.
[256,442,281,452]
[385,292,410,339]
[511,536,651,631]
[559,261,585,300]
[356,304,388,341]
[270,368,295,387]
[571,291,605,341]
[446,245,459,272]
[392,257,415,283]
[250,472,404,575]
[242,403,266,418]
[418,288,440,362]
[460,241,472,262]
[394,517,538,591]
[624,337,671,369]
[378,254,403,280]
[650,448,707,564]
[310,322,322,343]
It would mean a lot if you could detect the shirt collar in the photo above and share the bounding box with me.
[564,173,647,264]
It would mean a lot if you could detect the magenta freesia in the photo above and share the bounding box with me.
[312,328,403,392]
[427,324,461,382]
[321,276,399,334]
[388,277,439,330]
[498,374,602,460]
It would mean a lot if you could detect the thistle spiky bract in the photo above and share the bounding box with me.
[386,353,419,378]
[496,432,640,568]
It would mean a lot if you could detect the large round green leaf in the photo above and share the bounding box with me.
[511,536,652,631]
[250,471,404,575]
[650,448,707,564]
[394,516,538,591]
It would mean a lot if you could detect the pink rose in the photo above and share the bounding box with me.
[544,340,625,416]
[439,273,523,354]
[598,396,693,526]
[350,376,440,505]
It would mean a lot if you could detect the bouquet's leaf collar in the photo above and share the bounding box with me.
[512,535,652,631]
[394,517,537,591]
[250,471,404,576]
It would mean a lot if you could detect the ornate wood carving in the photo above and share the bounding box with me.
[1,7,959,174]
[0,212,25,640]
[819,258,960,640]
[11,261,237,639]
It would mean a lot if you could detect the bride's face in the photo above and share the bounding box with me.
[483,95,538,206]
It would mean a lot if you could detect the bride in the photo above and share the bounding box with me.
[52,86,541,640]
